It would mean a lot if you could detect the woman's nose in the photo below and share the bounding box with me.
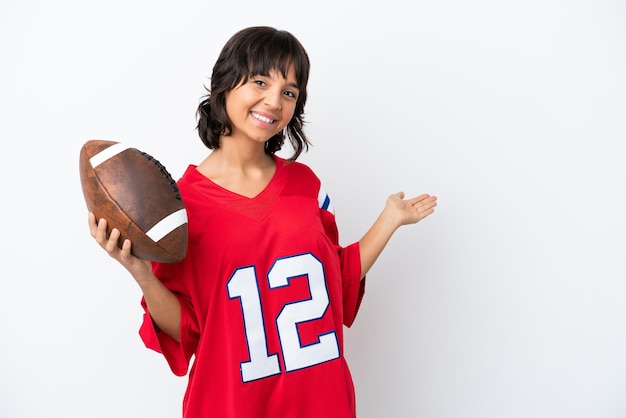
[263,88,282,109]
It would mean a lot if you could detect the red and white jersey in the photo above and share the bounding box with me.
[139,156,365,418]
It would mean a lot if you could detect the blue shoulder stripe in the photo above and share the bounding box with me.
[317,187,335,215]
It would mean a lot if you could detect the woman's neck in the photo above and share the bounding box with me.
[197,143,277,198]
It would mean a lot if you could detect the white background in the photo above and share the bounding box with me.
[1,1,625,417]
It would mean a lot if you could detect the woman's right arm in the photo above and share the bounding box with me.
[88,212,181,342]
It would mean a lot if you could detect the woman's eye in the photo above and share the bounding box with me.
[284,91,297,99]
[253,79,266,87]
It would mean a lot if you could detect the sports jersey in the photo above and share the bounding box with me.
[139,156,366,418]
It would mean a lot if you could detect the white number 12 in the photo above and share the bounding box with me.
[227,253,340,382]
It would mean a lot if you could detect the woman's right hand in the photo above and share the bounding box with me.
[87,212,153,281]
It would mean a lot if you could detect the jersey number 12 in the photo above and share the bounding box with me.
[227,253,340,382]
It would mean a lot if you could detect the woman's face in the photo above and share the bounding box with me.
[225,64,299,145]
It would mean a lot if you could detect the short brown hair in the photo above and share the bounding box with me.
[196,26,311,161]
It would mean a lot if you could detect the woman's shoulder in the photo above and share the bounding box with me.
[177,164,203,186]
[276,156,318,179]
[275,156,323,199]
[175,164,216,200]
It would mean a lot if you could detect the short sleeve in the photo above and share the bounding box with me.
[337,242,365,327]
[138,262,200,376]
[319,193,366,327]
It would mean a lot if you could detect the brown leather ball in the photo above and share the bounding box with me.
[79,139,188,263]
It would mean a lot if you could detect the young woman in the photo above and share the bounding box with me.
[88,26,437,418]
